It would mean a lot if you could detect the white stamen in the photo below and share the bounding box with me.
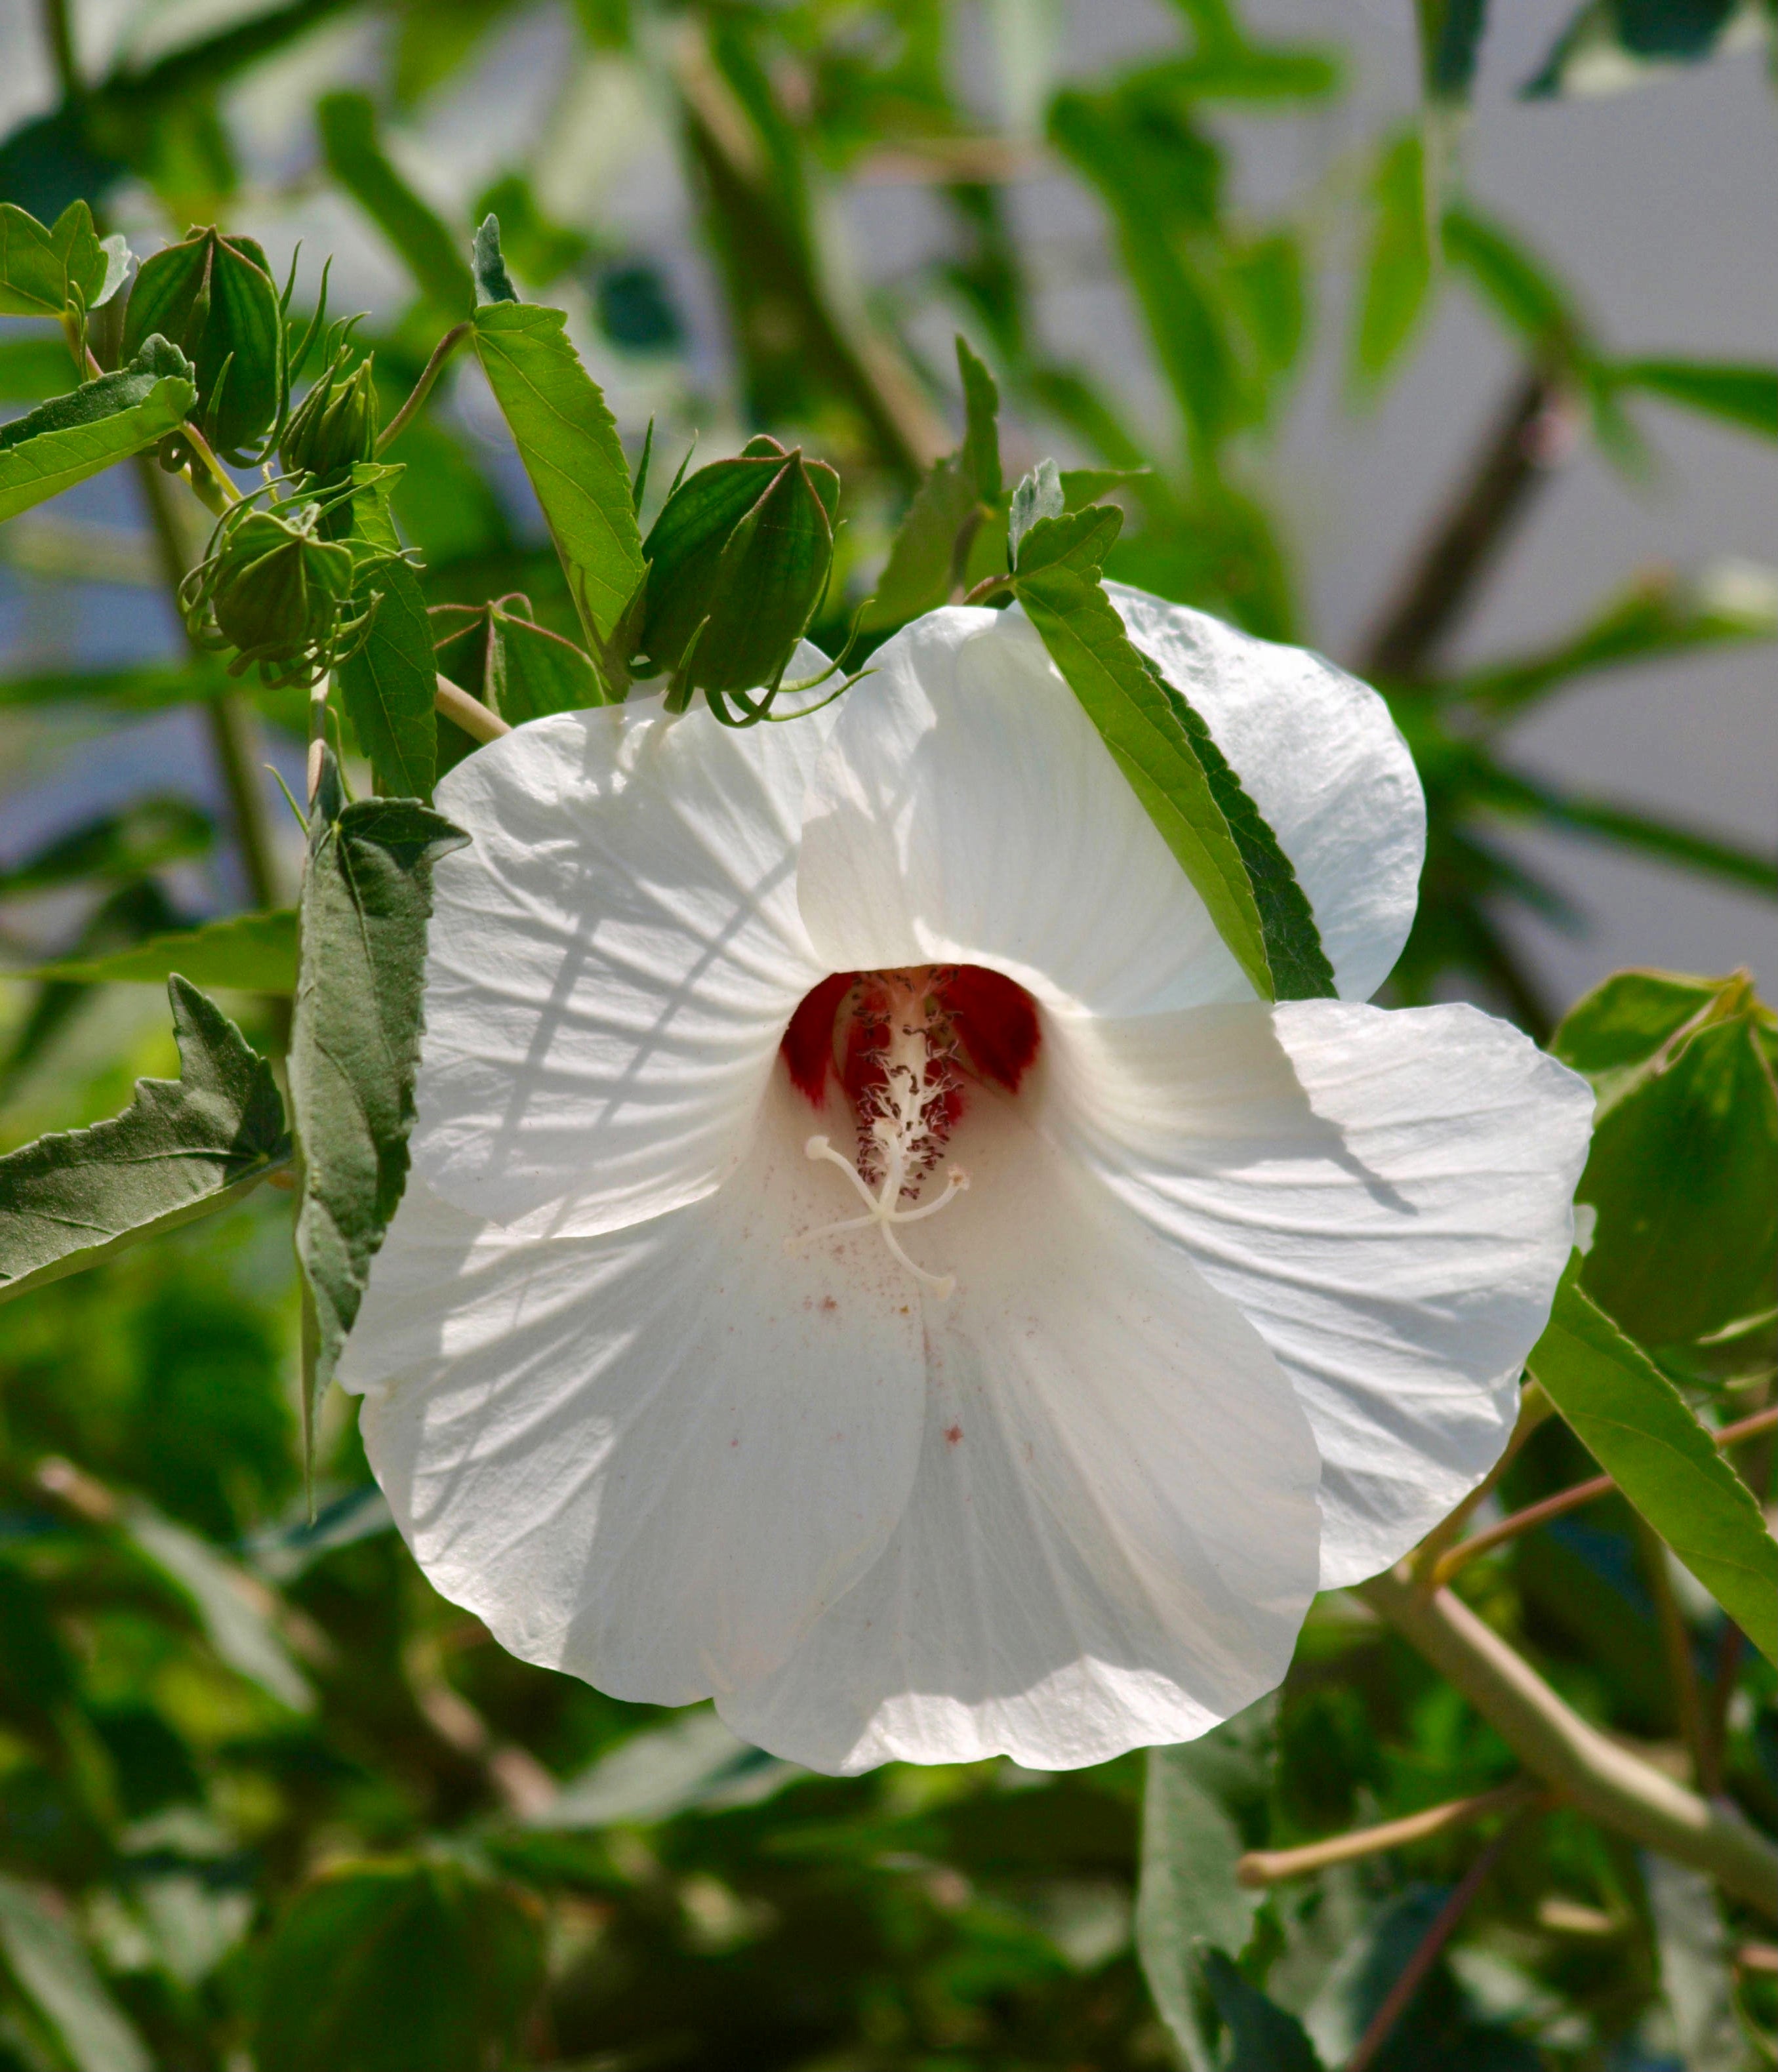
[785,977,968,1297]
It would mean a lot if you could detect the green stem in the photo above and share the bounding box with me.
[134,454,282,914]
[1358,1566,1778,1920]
[41,0,78,98]
[376,321,471,456]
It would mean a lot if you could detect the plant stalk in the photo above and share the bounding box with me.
[376,321,471,455]
[1359,368,1579,683]
[1236,1780,1541,1888]
[1358,1566,1778,1919]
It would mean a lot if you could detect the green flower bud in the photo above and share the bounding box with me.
[636,436,839,706]
[180,500,376,689]
[121,226,283,462]
[280,354,379,487]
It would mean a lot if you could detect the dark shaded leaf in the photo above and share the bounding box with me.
[1418,0,1491,100]
[293,752,468,1455]
[1611,357,1778,439]
[254,1859,544,2072]
[1202,1947,1325,2072]
[0,977,291,1306]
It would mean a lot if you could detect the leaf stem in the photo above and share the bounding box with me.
[1344,1810,1531,2072]
[1236,1780,1541,1888]
[1358,1566,1778,1919]
[1358,368,1579,683]
[1413,1381,1554,1581]
[1431,1402,1778,1586]
[40,0,78,98]
[1635,1514,1711,1791]
[376,321,471,455]
[435,672,510,743]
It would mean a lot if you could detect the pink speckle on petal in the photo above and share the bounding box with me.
[944,1423,963,1446]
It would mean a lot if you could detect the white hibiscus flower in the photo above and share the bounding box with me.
[337,586,1594,1775]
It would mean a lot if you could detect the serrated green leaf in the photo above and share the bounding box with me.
[0,198,106,317]
[1135,1707,1274,2070]
[1529,1261,1778,1666]
[1551,965,1739,1114]
[1202,1947,1326,2072]
[0,1870,152,2072]
[333,464,437,800]
[1353,129,1433,390]
[0,977,291,1307]
[254,1859,543,2072]
[1012,506,1333,1000]
[293,753,468,1457]
[472,300,644,651]
[0,344,196,523]
[485,602,605,719]
[1611,358,1778,439]
[317,92,475,317]
[30,909,298,992]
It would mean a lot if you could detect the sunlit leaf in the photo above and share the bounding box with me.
[0,1871,152,2072]
[472,300,645,652]
[0,977,291,1307]
[30,910,298,992]
[0,198,106,317]
[293,752,468,1461]
[0,337,196,522]
[1529,1261,1778,1665]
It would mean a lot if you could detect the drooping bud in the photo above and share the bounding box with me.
[179,500,376,689]
[121,226,283,462]
[634,436,839,706]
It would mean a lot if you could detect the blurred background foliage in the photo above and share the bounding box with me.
[0,0,1775,2066]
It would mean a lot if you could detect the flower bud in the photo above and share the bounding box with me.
[180,501,372,689]
[636,437,839,702]
[121,226,283,462]
[280,354,379,487]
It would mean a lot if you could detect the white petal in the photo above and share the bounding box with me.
[716,1084,1322,1773]
[1106,582,1424,1002]
[411,697,830,1230]
[798,606,1248,1013]
[339,1070,927,1704]
[1049,1000,1594,1588]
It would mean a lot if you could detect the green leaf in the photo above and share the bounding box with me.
[317,92,476,317]
[254,1859,544,2072]
[1611,358,1778,439]
[472,212,519,306]
[0,655,235,710]
[0,340,196,523]
[0,334,82,399]
[0,795,211,896]
[861,458,980,632]
[472,300,645,651]
[1554,971,1778,1348]
[1353,129,1433,391]
[0,199,106,317]
[293,753,468,1458]
[0,1870,152,2072]
[1134,1701,1273,2070]
[1201,1947,1326,2072]
[1442,205,1586,361]
[127,1507,312,1711]
[30,909,298,992]
[334,464,437,800]
[956,335,1001,504]
[1529,1261,1778,1666]
[1451,564,1777,716]
[1417,0,1491,101]
[1524,0,1741,96]
[1644,1858,1745,2072]
[0,977,291,1307]
[485,601,606,720]
[1011,506,1333,1000]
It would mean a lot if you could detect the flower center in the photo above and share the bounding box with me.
[780,964,1040,1298]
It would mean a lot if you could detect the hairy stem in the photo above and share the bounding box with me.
[1358,1566,1778,1919]
[134,454,282,914]
[376,321,470,456]
[1359,369,1578,683]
